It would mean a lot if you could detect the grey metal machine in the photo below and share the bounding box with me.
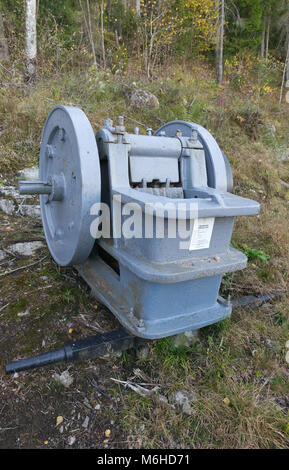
[19,106,260,340]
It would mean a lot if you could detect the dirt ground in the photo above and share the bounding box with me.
[0,174,288,449]
[0,185,139,449]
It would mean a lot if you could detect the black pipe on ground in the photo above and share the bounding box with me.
[5,328,138,374]
[5,291,286,374]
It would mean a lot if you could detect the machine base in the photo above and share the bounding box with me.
[76,249,233,339]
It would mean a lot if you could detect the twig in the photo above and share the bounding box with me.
[1,247,22,260]
[0,255,48,278]
[123,114,148,129]
[0,303,9,313]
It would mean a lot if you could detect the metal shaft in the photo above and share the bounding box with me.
[18,180,52,195]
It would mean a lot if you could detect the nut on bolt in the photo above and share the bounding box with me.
[189,129,198,142]
[135,319,145,330]
[46,144,54,158]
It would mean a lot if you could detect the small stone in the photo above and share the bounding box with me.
[130,89,159,109]
[52,370,74,388]
[95,404,101,410]
[82,416,89,429]
[172,330,199,348]
[9,241,44,256]
[159,395,168,404]
[68,436,76,446]
[137,344,151,360]
[278,148,289,162]
[17,308,30,317]
[0,250,6,262]
[0,198,15,215]
[17,166,39,181]
[174,390,197,416]
[19,205,41,219]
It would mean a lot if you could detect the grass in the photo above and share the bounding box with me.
[118,300,289,448]
[0,57,288,448]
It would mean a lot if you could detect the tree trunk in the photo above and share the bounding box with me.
[261,27,265,58]
[0,12,9,61]
[25,0,37,82]
[285,27,289,83]
[279,38,289,105]
[216,0,225,84]
[265,17,270,60]
[135,0,141,16]
[100,0,106,67]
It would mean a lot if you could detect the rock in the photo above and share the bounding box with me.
[0,184,40,218]
[9,241,44,256]
[82,416,89,429]
[17,166,39,181]
[279,148,289,163]
[130,89,159,109]
[53,370,74,388]
[0,198,15,215]
[0,250,6,262]
[19,204,41,219]
[0,186,31,200]
[173,390,197,416]
[17,308,30,317]
[172,330,199,348]
[68,436,76,446]
[137,343,151,360]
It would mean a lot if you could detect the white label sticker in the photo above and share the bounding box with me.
[189,218,215,251]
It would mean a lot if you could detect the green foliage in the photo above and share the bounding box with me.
[226,0,263,55]
[38,0,79,43]
[238,243,270,263]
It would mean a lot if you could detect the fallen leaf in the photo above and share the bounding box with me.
[223,397,230,406]
[56,416,63,427]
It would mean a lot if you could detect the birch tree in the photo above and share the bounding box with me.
[0,11,9,61]
[25,0,37,81]
[216,0,225,84]
[135,0,141,16]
